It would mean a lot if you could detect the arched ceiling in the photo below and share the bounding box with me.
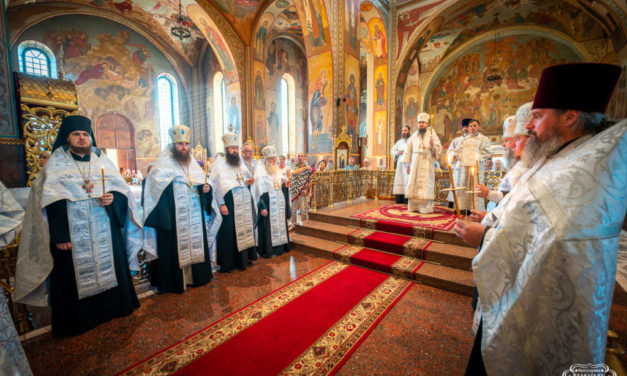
[7,0,209,65]
[396,0,627,86]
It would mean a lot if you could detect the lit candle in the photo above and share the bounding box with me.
[446,154,461,219]
[475,160,480,186]
[101,166,106,197]
[204,158,209,186]
[470,166,475,211]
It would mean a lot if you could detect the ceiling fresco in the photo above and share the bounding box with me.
[8,0,208,64]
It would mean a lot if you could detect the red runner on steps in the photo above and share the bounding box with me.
[118,262,411,376]
[333,245,425,278]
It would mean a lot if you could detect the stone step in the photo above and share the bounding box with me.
[308,207,467,246]
[291,232,474,297]
[295,219,476,271]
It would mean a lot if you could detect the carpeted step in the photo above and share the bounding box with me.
[296,220,475,270]
[308,205,467,246]
[291,233,474,297]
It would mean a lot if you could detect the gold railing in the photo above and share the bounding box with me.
[310,169,505,210]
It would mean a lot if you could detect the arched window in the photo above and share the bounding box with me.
[213,71,228,150]
[17,41,57,78]
[157,73,180,150]
[280,73,296,156]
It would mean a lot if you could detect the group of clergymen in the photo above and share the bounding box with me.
[1,62,626,376]
[12,121,291,339]
[393,63,627,375]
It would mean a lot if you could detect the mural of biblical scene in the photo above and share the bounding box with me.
[8,0,206,64]
[345,57,360,152]
[262,38,308,153]
[254,109,266,151]
[396,0,447,56]
[374,65,387,112]
[373,111,386,156]
[437,1,610,62]
[273,6,304,38]
[345,0,360,55]
[404,58,420,131]
[254,61,265,110]
[296,98,308,152]
[224,82,241,137]
[208,0,261,41]
[253,13,274,60]
[418,30,460,73]
[307,50,332,153]
[426,32,582,147]
[188,4,238,83]
[368,18,387,63]
[293,0,330,54]
[15,14,185,162]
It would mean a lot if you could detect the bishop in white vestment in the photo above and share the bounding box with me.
[401,113,442,214]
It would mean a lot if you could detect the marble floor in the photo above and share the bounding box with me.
[20,245,627,375]
[21,250,476,376]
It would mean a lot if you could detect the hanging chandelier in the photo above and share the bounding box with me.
[171,0,191,40]
[486,24,502,82]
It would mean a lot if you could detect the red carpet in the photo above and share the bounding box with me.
[352,204,457,234]
[118,262,411,376]
[347,228,433,259]
[333,245,425,278]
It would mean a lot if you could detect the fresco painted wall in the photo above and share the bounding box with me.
[261,38,308,155]
[403,58,420,131]
[426,32,583,148]
[13,14,187,172]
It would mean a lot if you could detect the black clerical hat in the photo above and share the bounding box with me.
[461,118,476,127]
[532,63,621,113]
[52,115,97,151]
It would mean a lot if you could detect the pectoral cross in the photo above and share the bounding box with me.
[186,173,194,188]
[82,179,94,195]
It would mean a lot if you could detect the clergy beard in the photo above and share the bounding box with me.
[503,148,515,167]
[70,145,91,155]
[401,132,410,139]
[226,152,241,167]
[170,145,191,163]
[521,135,562,168]
[266,162,278,175]
[418,128,427,135]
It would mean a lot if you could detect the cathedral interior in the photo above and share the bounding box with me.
[1,0,627,375]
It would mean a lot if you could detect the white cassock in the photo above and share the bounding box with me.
[391,138,409,195]
[452,133,491,211]
[401,128,442,213]
[446,134,466,203]
[473,119,627,376]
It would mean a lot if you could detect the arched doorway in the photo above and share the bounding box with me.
[95,112,137,171]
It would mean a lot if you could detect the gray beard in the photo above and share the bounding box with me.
[266,163,278,175]
[226,152,241,167]
[521,135,563,168]
[503,148,515,167]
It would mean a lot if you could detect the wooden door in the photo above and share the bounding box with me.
[95,112,136,171]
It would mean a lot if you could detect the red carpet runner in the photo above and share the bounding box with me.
[118,262,411,376]
[351,204,457,234]
[347,228,433,259]
[333,245,425,279]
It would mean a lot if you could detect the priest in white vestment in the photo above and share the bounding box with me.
[451,118,491,213]
[446,120,469,208]
[392,125,411,204]
[211,133,258,273]
[455,63,625,376]
[474,103,532,218]
[401,113,442,214]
